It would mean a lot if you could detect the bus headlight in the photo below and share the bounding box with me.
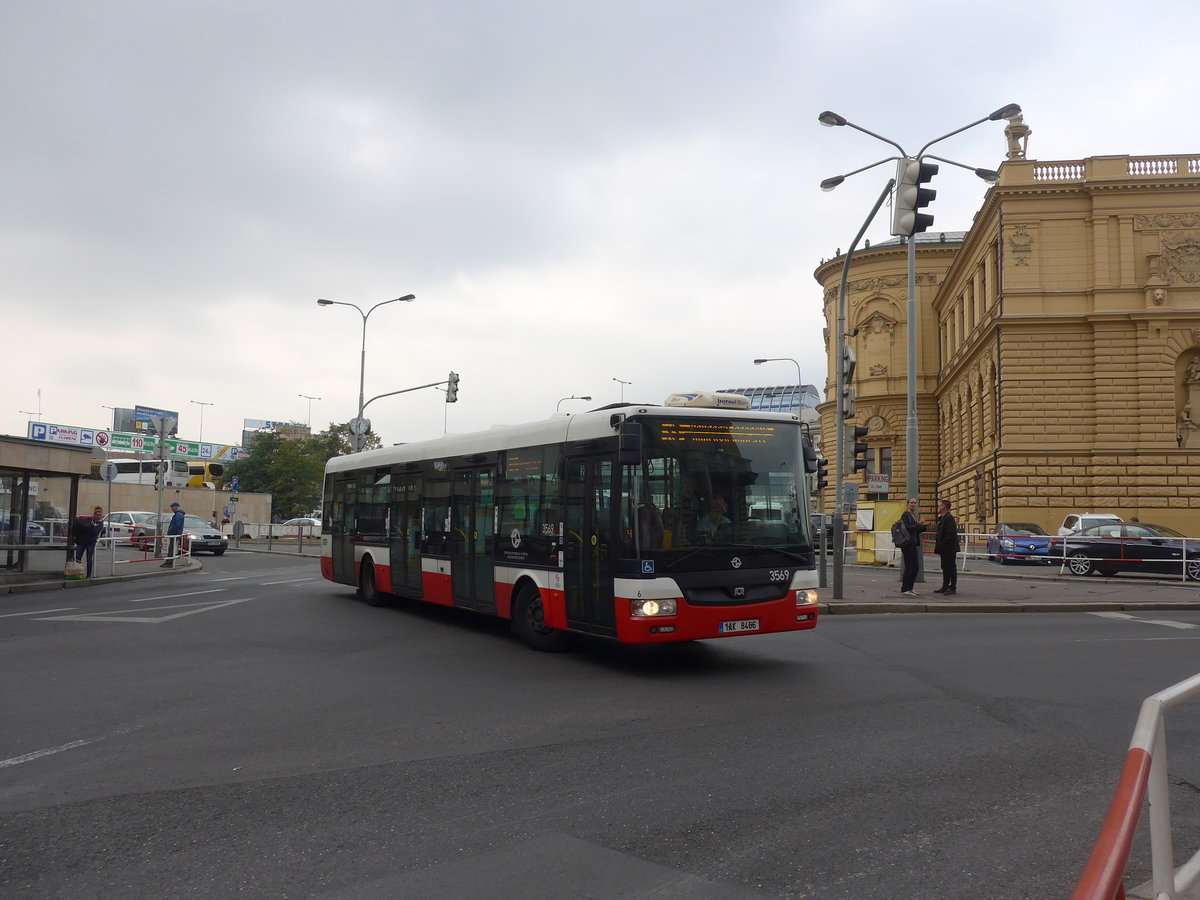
[797,589,819,606]
[631,598,677,617]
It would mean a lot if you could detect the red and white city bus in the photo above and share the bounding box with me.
[319,393,821,650]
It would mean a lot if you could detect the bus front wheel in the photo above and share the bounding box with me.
[512,584,569,652]
[358,558,389,607]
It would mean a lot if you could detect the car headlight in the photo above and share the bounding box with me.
[631,598,677,617]
[1001,538,1015,550]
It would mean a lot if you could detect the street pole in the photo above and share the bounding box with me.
[819,103,1019,546]
[832,179,895,600]
[318,294,415,452]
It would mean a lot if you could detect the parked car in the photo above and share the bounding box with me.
[1047,522,1200,580]
[1057,513,1123,537]
[1,520,47,544]
[131,513,228,555]
[104,510,157,544]
[987,522,1052,564]
[281,517,321,528]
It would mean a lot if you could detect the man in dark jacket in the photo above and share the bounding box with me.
[933,499,961,595]
[71,506,106,578]
[899,497,926,596]
[162,501,185,568]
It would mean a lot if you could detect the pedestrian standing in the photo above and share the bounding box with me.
[899,497,927,596]
[933,499,960,595]
[71,506,106,578]
[162,501,185,568]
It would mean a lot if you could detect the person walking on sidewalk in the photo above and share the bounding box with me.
[933,499,960,595]
[899,497,927,597]
[162,502,185,568]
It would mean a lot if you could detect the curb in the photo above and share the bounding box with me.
[2,559,203,595]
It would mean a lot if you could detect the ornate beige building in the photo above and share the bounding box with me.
[816,149,1200,534]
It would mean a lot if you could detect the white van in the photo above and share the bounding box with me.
[1057,513,1123,536]
[108,459,190,488]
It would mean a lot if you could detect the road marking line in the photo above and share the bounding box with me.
[131,588,226,603]
[0,607,77,618]
[0,739,93,768]
[1089,611,1200,630]
[210,576,249,582]
[261,578,317,585]
[36,598,252,624]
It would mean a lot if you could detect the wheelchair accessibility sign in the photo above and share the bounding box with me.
[641,560,655,574]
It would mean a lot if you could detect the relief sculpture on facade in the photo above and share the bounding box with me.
[1161,234,1200,285]
[1179,356,1200,448]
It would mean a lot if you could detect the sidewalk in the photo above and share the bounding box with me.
[822,552,1200,614]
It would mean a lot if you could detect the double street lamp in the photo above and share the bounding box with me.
[317,294,416,451]
[819,103,1019,598]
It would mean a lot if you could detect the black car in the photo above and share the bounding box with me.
[1047,522,1200,580]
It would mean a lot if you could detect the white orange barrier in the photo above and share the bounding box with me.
[1072,672,1200,900]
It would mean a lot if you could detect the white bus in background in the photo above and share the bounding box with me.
[107,459,190,487]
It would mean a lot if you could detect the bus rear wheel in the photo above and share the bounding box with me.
[358,558,389,607]
[512,584,569,652]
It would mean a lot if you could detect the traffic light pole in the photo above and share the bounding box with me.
[832,178,895,600]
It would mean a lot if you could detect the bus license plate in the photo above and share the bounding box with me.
[719,618,760,634]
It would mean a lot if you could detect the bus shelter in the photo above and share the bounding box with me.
[0,434,91,580]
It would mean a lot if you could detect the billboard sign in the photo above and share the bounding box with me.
[134,405,179,435]
[26,421,243,461]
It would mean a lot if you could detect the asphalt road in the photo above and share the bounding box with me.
[2,553,1199,899]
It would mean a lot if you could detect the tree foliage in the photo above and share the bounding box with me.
[224,423,381,521]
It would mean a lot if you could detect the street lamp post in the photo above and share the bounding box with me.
[299,394,321,429]
[818,104,1019,505]
[317,294,416,451]
[557,395,592,413]
[190,400,213,445]
[612,377,631,402]
[753,357,803,389]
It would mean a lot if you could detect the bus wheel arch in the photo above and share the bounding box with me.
[511,580,569,652]
[358,555,389,607]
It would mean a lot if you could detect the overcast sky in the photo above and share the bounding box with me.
[3,0,1197,449]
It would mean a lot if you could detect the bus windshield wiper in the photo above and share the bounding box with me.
[664,543,808,569]
[717,543,809,564]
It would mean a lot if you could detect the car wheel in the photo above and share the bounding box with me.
[1097,567,1117,577]
[997,555,1009,566]
[358,557,389,607]
[1185,558,1200,582]
[512,583,570,652]
[211,548,225,556]
[1067,551,1095,576]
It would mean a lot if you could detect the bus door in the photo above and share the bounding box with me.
[330,476,356,582]
[390,472,423,597]
[563,456,616,632]
[449,467,497,611]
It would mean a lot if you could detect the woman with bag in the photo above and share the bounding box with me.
[70,506,106,578]
[898,497,927,597]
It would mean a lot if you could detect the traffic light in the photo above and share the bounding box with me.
[446,371,459,403]
[841,345,856,419]
[815,457,829,492]
[842,423,869,473]
[892,157,938,237]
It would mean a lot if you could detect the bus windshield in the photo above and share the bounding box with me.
[625,416,811,555]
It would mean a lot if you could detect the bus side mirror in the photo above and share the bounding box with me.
[618,423,643,465]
